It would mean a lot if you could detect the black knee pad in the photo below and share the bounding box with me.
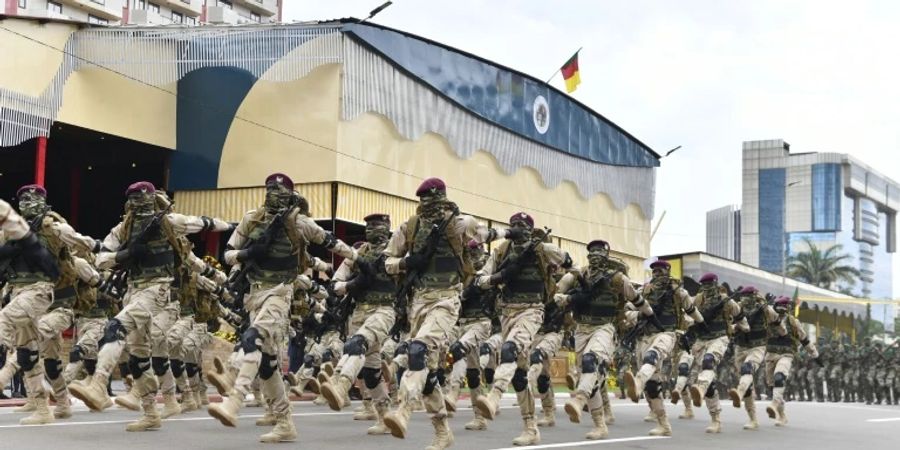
[642,350,658,366]
[408,340,428,371]
[44,358,63,380]
[436,368,446,387]
[118,362,131,377]
[701,354,716,371]
[500,341,518,364]
[151,357,170,377]
[185,363,200,378]
[581,353,599,374]
[645,380,662,399]
[0,346,5,368]
[678,362,690,377]
[321,349,335,363]
[449,341,467,363]
[537,374,551,394]
[484,368,495,384]
[360,367,382,390]
[774,372,786,388]
[303,354,316,368]
[259,353,278,380]
[705,382,717,398]
[423,370,440,395]
[69,345,84,364]
[102,319,126,346]
[529,349,544,366]
[741,362,754,376]
[479,343,492,356]
[16,348,38,372]
[394,341,409,357]
[466,368,481,390]
[344,335,368,356]
[128,355,151,378]
[241,327,262,354]
[512,368,528,392]
[396,367,406,383]
[170,359,185,378]
[84,359,97,376]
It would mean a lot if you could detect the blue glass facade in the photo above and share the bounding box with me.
[759,168,786,273]
[811,163,841,231]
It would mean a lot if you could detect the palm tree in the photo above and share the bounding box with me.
[785,238,861,289]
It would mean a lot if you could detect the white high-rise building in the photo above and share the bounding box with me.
[6,0,281,26]
[706,204,741,261]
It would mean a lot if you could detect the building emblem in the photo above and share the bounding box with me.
[533,95,550,135]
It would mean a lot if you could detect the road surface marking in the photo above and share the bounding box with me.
[866,417,900,423]
[489,436,669,450]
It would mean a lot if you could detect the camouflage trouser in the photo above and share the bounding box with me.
[63,316,107,382]
[447,318,492,390]
[733,346,766,399]
[842,367,857,401]
[488,303,542,422]
[0,282,54,399]
[634,331,678,384]
[296,329,344,384]
[480,332,503,371]
[685,336,729,408]
[571,323,616,411]
[528,330,563,404]
[37,306,76,402]
[334,304,396,404]
[765,352,793,411]
[396,287,460,417]
[828,366,842,401]
[166,316,195,364]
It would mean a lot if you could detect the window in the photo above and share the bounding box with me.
[136,0,146,9]
[47,1,62,14]
[219,0,232,9]
[250,12,260,22]
[91,0,105,5]
[88,15,109,25]
[186,16,196,25]
[18,0,26,9]
[758,168,786,273]
[148,2,160,13]
[811,163,841,231]
[172,11,184,23]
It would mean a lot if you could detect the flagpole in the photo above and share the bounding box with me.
[547,46,583,84]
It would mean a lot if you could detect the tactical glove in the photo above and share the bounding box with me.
[505,227,526,241]
[19,232,60,280]
[647,314,666,332]
[461,283,480,301]
[567,291,592,307]
[403,252,429,272]
[0,243,21,260]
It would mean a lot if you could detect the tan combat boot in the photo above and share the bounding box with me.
[643,410,657,422]
[688,385,704,408]
[774,405,787,427]
[208,394,243,427]
[705,412,721,434]
[383,401,413,438]
[160,393,182,419]
[256,406,277,426]
[367,400,391,435]
[473,387,502,420]
[743,408,759,430]
[115,389,141,411]
[603,398,615,425]
[624,371,643,403]
[728,388,743,408]
[425,414,455,450]
[207,369,235,397]
[321,375,352,412]
[464,414,488,431]
[126,391,162,432]
[53,398,72,419]
[259,413,298,443]
[564,392,587,423]
[585,408,608,440]
[321,362,335,377]
[312,394,328,406]
[69,372,112,412]
[181,389,199,413]
[648,400,672,437]
[511,417,540,446]
[671,389,681,404]
[13,398,36,413]
[20,374,54,426]
[354,399,376,420]
[536,394,556,427]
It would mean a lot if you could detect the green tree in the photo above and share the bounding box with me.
[786,239,861,289]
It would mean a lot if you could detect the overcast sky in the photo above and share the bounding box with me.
[285,1,900,297]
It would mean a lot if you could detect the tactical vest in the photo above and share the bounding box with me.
[355,244,395,307]
[246,209,306,285]
[73,280,99,316]
[122,213,176,282]
[174,270,197,317]
[194,289,217,323]
[643,278,681,332]
[460,286,493,320]
[9,212,76,288]
[735,304,768,348]
[696,292,729,340]
[766,316,798,355]
[498,242,547,304]
[408,215,463,289]
[572,269,621,326]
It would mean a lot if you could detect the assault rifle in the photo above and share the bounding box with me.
[680,285,743,351]
[225,197,298,306]
[619,317,652,353]
[389,212,456,340]
[494,227,552,284]
[100,269,129,300]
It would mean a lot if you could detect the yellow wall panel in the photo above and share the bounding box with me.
[174,182,332,223]
[336,184,417,225]
[0,19,76,97]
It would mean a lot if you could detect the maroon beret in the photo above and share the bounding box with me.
[509,212,534,227]
[352,241,366,249]
[699,272,718,284]
[415,177,446,196]
[364,213,390,224]
[17,184,47,199]
[265,173,294,190]
[774,295,792,306]
[125,181,156,196]
[649,260,671,270]
[740,286,758,295]
[586,240,610,251]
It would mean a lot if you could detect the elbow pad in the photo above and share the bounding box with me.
[321,232,338,249]
[200,216,215,232]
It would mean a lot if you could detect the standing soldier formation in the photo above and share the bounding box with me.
[2,176,897,450]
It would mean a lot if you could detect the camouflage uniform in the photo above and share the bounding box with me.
[764,296,818,426]
[727,287,777,430]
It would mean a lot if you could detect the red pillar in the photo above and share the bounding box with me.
[5,0,17,15]
[35,136,47,186]
[205,231,220,258]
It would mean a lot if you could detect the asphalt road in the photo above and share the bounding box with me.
[0,393,897,450]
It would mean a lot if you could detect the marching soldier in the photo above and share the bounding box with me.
[623,260,705,437]
[555,240,649,440]
[765,295,819,426]
[68,181,231,430]
[727,286,773,430]
[206,173,357,443]
[320,213,399,436]
[472,212,571,446]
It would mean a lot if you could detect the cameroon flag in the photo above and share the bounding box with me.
[792,286,801,317]
[561,51,581,93]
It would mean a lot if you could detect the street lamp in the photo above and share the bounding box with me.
[360,1,393,22]
[782,180,803,295]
